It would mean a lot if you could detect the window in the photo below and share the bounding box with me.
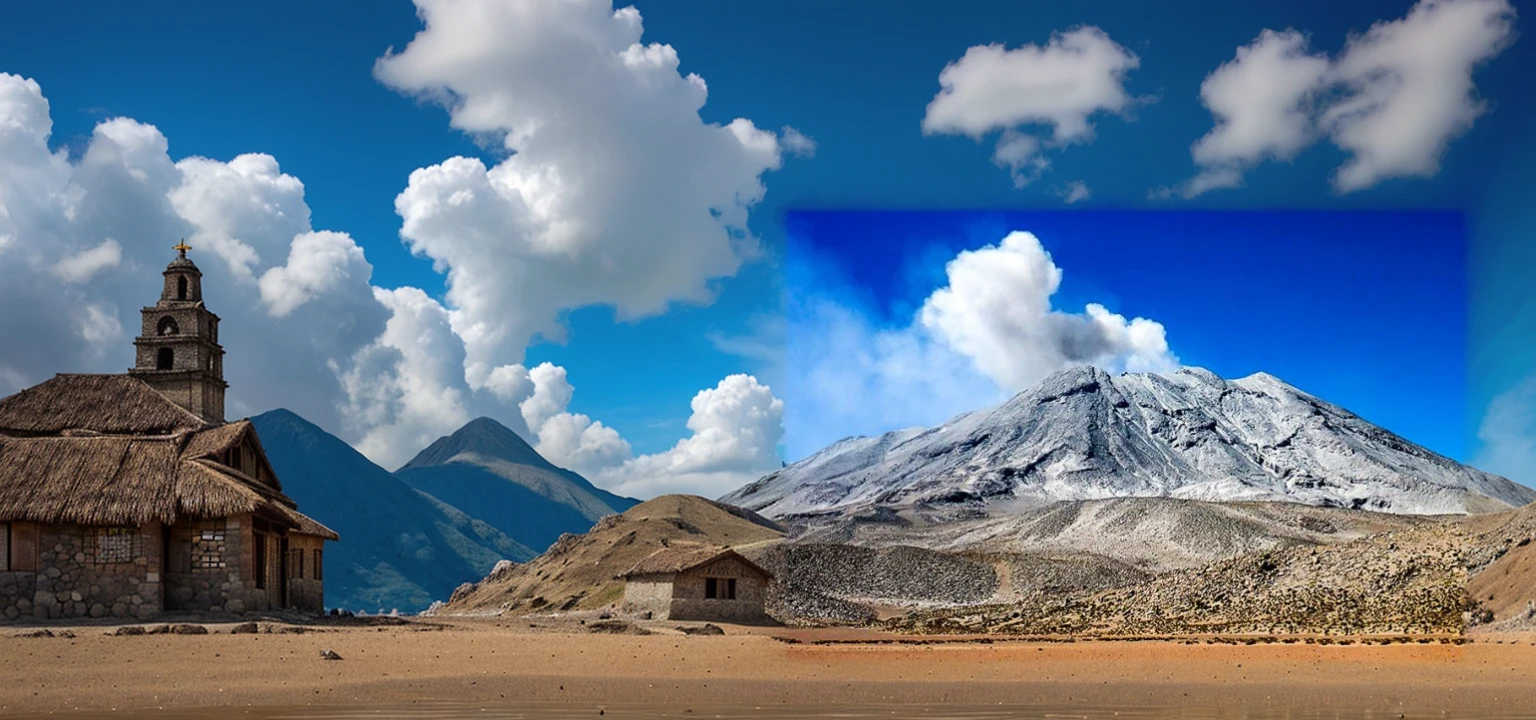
[704,577,737,600]
[192,529,226,570]
[176,276,188,300]
[92,527,137,564]
[156,347,174,370]
[157,316,179,336]
[313,549,323,581]
[0,522,9,572]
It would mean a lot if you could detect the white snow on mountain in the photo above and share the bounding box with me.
[723,366,1535,518]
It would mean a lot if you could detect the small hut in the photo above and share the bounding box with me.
[620,545,772,623]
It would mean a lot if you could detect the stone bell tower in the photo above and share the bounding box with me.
[128,241,227,423]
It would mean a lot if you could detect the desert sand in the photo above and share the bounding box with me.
[4,617,1536,718]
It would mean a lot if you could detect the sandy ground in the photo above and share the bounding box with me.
[3,616,1536,717]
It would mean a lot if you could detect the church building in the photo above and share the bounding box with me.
[0,244,337,621]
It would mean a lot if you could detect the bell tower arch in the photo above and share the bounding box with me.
[128,241,227,423]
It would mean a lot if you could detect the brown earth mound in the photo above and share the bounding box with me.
[435,494,785,615]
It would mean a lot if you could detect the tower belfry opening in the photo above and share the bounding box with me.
[127,241,227,423]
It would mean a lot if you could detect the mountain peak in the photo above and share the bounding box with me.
[396,415,552,473]
[723,366,1536,518]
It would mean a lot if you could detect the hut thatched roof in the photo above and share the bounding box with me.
[621,544,771,579]
[0,380,334,539]
[0,374,208,436]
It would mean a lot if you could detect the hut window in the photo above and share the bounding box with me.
[177,276,188,300]
[313,549,323,580]
[0,522,8,572]
[705,577,736,600]
[157,316,179,336]
[192,529,226,570]
[156,347,174,370]
[92,528,137,564]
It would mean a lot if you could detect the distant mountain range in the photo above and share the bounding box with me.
[724,366,1536,519]
[252,411,636,613]
[395,417,640,552]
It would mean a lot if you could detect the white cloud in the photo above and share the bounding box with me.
[1475,376,1536,488]
[594,374,785,498]
[376,0,800,388]
[53,238,123,283]
[922,27,1141,187]
[1326,0,1517,192]
[1173,0,1515,197]
[340,287,473,466]
[920,231,1177,391]
[780,126,817,158]
[518,362,631,473]
[1058,180,1091,204]
[259,231,371,317]
[785,230,1177,459]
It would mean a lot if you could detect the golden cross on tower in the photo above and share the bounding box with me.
[172,239,192,257]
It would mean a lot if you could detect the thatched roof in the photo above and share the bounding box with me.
[275,504,340,541]
[0,373,336,540]
[621,544,771,579]
[0,374,208,436]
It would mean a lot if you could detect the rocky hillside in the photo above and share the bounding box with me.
[892,502,1536,637]
[396,417,639,552]
[252,410,536,613]
[434,495,785,615]
[726,366,1534,518]
[795,496,1433,572]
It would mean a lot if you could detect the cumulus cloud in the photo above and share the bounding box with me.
[0,0,793,497]
[259,231,371,317]
[592,374,785,498]
[922,27,1141,187]
[517,363,631,473]
[375,0,800,388]
[1171,0,1516,197]
[1475,376,1536,488]
[785,230,1177,459]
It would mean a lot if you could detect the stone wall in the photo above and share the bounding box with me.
[0,522,166,621]
[667,556,772,623]
[164,515,263,614]
[286,534,325,613]
[621,577,674,619]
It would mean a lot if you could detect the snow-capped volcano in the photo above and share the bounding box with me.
[723,366,1536,518]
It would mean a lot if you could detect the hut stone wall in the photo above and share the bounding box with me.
[286,533,325,613]
[621,576,674,619]
[667,556,770,623]
[0,521,163,620]
[623,555,771,623]
[164,514,263,614]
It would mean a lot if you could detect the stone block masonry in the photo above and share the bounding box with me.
[10,522,164,621]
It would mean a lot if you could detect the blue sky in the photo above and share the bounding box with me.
[1,0,1531,490]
